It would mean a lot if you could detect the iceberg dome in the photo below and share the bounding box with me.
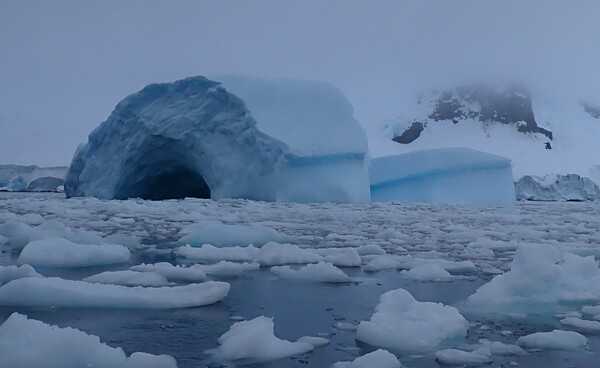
[65,76,370,203]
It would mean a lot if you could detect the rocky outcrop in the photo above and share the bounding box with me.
[515,174,600,201]
[393,84,553,144]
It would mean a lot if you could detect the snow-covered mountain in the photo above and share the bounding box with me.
[368,83,600,182]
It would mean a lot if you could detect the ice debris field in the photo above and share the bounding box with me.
[1,192,600,367]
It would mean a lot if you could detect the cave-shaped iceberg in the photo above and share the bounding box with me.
[65,76,370,203]
[369,148,515,205]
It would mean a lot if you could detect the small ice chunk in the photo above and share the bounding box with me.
[84,270,169,287]
[0,277,229,309]
[18,238,130,268]
[271,262,351,283]
[198,261,260,277]
[211,316,314,362]
[178,222,282,246]
[517,330,588,351]
[362,255,402,272]
[357,244,386,256]
[435,347,492,366]
[0,313,178,368]
[582,305,600,316]
[0,264,42,285]
[257,242,322,266]
[297,336,330,347]
[478,339,526,355]
[175,244,260,263]
[335,321,357,331]
[402,264,453,282]
[131,262,207,282]
[560,317,600,333]
[332,349,401,368]
[316,248,361,267]
[357,288,468,353]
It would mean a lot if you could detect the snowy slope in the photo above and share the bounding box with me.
[368,84,600,182]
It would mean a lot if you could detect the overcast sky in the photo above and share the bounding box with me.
[1,1,599,166]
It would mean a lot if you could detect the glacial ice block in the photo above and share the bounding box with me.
[369,147,515,204]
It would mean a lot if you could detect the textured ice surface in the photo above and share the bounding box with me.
[210,316,314,363]
[0,277,229,309]
[0,313,177,368]
[18,237,131,267]
[370,148,515,204]
[3,193,600,367]
[130,262,207,282]
[435,347,492,366]
[356,288,468,353]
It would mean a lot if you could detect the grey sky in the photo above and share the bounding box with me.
[1,1,599,166]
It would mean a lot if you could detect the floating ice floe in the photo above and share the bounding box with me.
[477,339,526,356]
[178,221,283,246]
[83,270,169,287]
[560,317,600,333]
[209,316,314,363]
[356,288,468,353]
[0,220,105,250]
[131,262,207,282]
[0,313,178,368]
[314,247,361,267]
[18,237,131,267]
[332,349,401,368]
[197,261,260,277]
[357,244,386,256]
[0,277,229,308]
[435,347,492,366]
[401,264,454,282]
[467,244,600,316]
[0,264,42,285]
[296,336,330,347]
[517,330,588,351]
[271,262,351,283]
[176,242,322,267]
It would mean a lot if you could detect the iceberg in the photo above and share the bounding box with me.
[515,174,600,201]
[370,148,515,204]
[517,330,587,351]
[0,313,177,368]
[83,270,169,287]
[65,76,370,203]
[332,349,401,368]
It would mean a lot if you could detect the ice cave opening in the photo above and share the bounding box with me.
[117,166,211,200]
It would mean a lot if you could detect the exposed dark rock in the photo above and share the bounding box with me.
[392,122,425,144]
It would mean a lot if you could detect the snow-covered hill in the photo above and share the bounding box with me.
[368,84,600,182]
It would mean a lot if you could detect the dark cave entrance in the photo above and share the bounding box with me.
[136,167,211,200]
